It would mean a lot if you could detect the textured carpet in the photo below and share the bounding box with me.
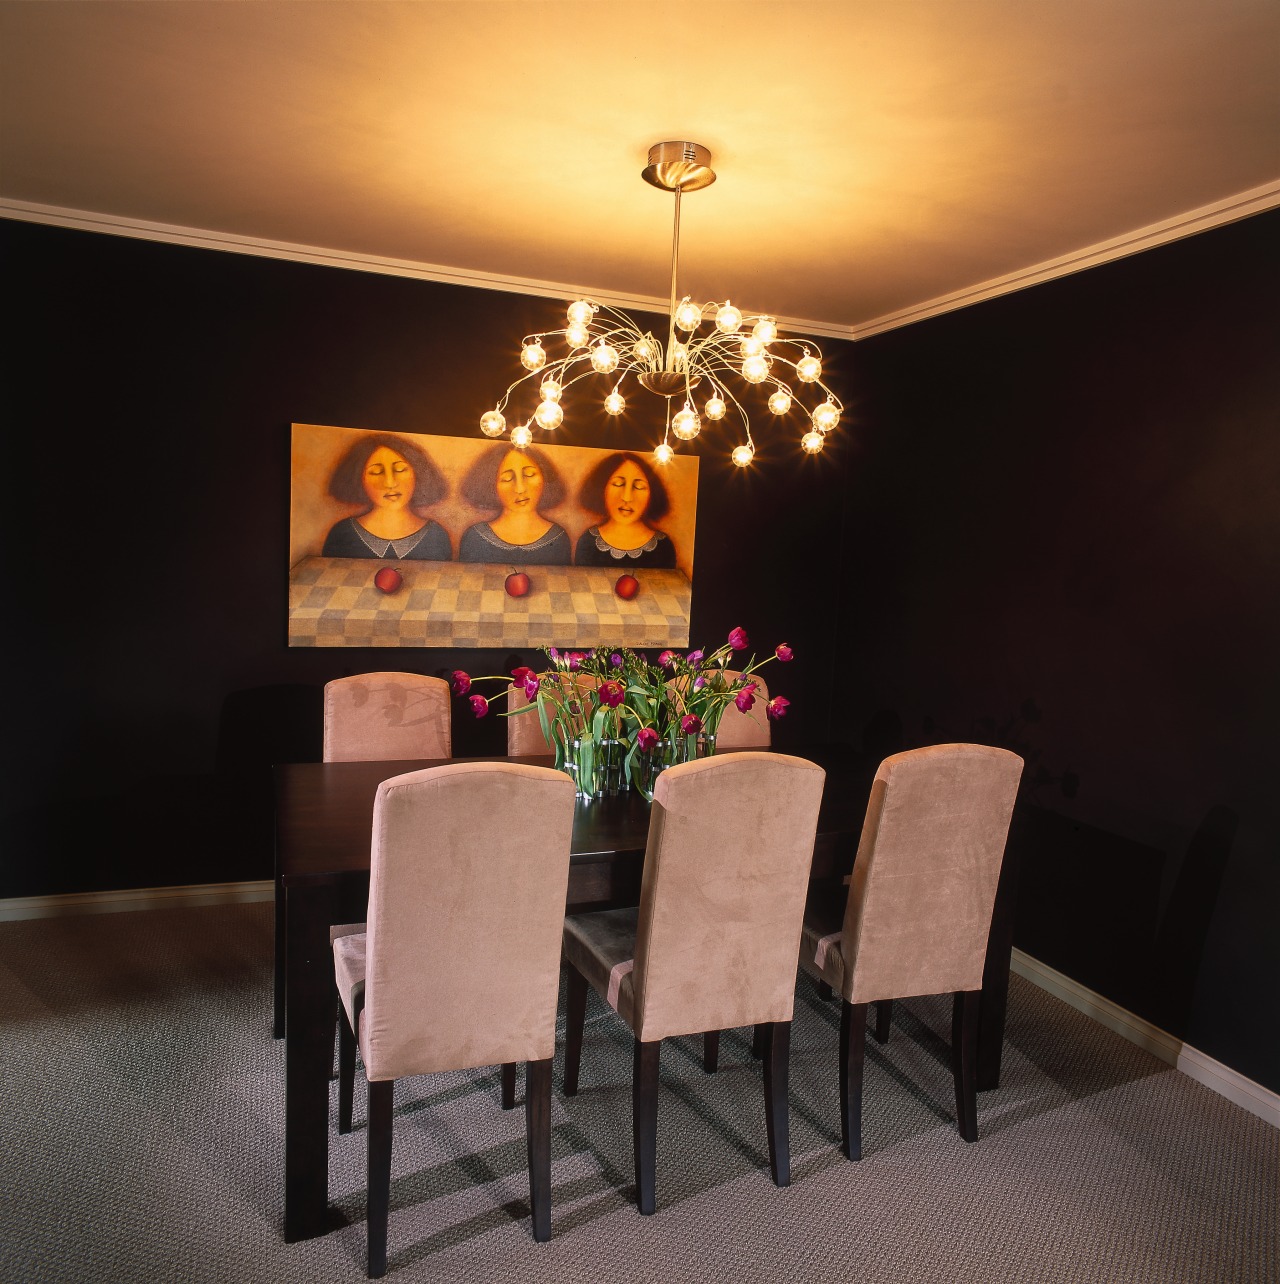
[0,903,1275,1283]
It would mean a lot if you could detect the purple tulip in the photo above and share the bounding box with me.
[775,643,794,662]
[687,649,704,665]
[610,652,624,667]
[728,627,749,651]
[522,673,541,699]
[680,714,703,735]
[735,681,759,713]
[450,670,472,696]
[636,727,659,752]
[658,650,676,667]
[568,651,585,671]
[469,694,490,718]
[511,665,535,687]
[766,695,790,721]
[599,680,625,708]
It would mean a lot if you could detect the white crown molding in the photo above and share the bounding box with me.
[0,197,853,340]
[1012,948,1278,1128]
[2,181,1277,345]
[851,179,1280,339]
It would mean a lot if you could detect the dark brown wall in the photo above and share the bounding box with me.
[3,209,1277,1092]
[0,218,846,898]
[837,209,1280,1090]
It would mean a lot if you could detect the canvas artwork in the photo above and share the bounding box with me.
[288,423,698,648]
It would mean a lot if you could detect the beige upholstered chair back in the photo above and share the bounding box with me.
[323,672,451,762]
[632,752,825,1042]
[712,671,771,748]
[360,762,577,1081]
[840,743,1022,1005]
[506,674,599,757]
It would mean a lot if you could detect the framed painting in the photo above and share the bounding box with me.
[288,423,698,648]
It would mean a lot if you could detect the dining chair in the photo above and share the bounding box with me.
[332,761,577,1277]
[799,742,1022,1160]
[561,751,826,1214]
[323,672,451,762]
[506,673,599,757]
[712,670,771,748]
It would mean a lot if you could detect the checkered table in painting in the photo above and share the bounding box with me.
[288,558,692,648]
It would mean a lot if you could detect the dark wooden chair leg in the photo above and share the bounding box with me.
[338,1003,356,1134]
[563,965,588,1096]
[366,1078,394,1279]
[751,1023,768,1060]
[839,1001,868,1161]
[953,990,980,1143]
[632,1038,661,1215]
[762,1021,791,1187]
[501,1061,517,1110]
[525,1057,553,1242]
[703,1030,721,1073]
[817,980,833,1001]
[873,999,893,1044]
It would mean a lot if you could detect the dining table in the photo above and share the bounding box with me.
[273,743,1019,1242]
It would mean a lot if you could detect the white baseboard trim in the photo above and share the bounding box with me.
[1,886,1273,1126]
[1012,948,1279,1128]
[0,880,273,922]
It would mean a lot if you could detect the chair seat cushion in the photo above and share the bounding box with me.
[563,907,639,1026]
[333,931,367,1029]
[799,885,846,994]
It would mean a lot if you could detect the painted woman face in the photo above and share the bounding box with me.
[496,450,545,515]
[361,446,416,511]
[604,459,651,526]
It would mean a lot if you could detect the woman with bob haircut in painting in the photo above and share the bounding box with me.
[457,444,572,564]
[322,432,453,560]
[574,451,676,568]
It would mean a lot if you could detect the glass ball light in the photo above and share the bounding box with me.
[742,354,771,384]
[604,391,625,415]
[510,424,533,448]
[752,317,778,344]
[480,409,506,438]
[671,406,701,440]
[539,377,562,402]
[566,299,594,326]
[812,400,840,432]
[534,399,564,430]
[796,353,822,383]
[653,442,674,464]
[715,302,743,333]
[731,443,755,467]
[633,338,655,362]
[521,341,546,372]
[739,336,765,358]
[801,430,825,453]
[590,343,619,374]
[768,390,792,415]
[704,395,727,421]
[675,299,702,332]
[565,323,590,348]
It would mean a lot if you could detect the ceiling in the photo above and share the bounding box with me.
[2,1,1278,337]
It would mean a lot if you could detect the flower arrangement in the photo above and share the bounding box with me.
[450,626,793,798]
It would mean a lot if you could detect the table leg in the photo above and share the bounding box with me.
[978,842,1019,1091]
[273,871,286,1040]
[284,881,340,1242]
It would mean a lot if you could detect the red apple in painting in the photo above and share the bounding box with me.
[615,573,640,600]
[373,566,403,594]
[505,570,531,598]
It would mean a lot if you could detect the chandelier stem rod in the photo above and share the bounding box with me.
[665,187,682,373]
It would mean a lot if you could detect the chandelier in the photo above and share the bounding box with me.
[479,141,842,467]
